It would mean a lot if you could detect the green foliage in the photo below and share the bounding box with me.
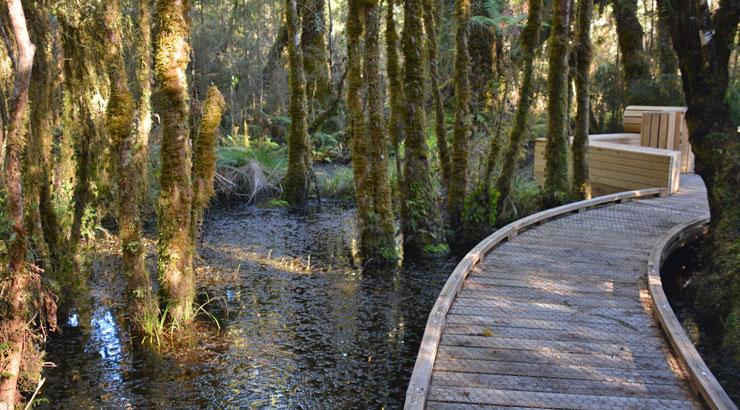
[312,131,348,163]
[316,166,355,200]
[462,184,500,244]
[265,199,290,208]
[727,79,740,126]
[216,138,286,172]
[422,243,449,255]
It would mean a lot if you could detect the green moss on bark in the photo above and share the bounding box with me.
[192,86,226,244]
[386,0,404,193]
[154,0,195,324]
[283,0,312,207]
[401,0,444,256]
[448,0,472,242]
[571,0,592,199]
[544,0,572,198]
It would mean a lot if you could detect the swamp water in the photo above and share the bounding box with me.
[40,202,456,409]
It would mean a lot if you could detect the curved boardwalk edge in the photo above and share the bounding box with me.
[404,187,668,410]
[647,216,737,410]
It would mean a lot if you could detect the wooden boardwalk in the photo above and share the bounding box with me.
[407,174,715,409]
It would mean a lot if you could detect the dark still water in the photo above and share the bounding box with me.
[40,202,456,409]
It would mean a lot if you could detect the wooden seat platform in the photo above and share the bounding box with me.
[406,174,714,409]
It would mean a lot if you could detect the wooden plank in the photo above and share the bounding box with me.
[658,113,669,148]
[647,217,737,410]
[641,113,653,146]
[426,386,699,410]
[649,113,661,147]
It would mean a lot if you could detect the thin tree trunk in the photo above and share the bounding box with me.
[0,0,34,406]
[423,0,450,193]
[283,0,312,206]
[385,0,404,195]
[495,0,543,216]
[301,0,331,111]
[612,0,651,104]
[448,0,472,239]
[572,0,593,199]
[136,0,153,209]
[544,0,572,198]
[154,0,195,324]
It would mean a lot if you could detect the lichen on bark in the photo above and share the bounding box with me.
[571,0,592,199]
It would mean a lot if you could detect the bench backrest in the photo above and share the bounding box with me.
[625,106,693,173]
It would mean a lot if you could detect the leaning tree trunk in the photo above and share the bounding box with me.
[657,0,740,358]
[192,86,226,245]
[363,0,397,262]
[283,0,312,207]
[422,0,451,193]
[401,0,444,256]
[154,0,195,324]
[495,0,543,216]
[612,0,651,104]
[544,0,572,198]
[448,0,472,241]
[0,0,34,407]
[385,0,404,192]
[104,0,159,331]
[571,0,592,199]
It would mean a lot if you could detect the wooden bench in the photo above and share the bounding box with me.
[534,138,681,196]
[624,105,694,173]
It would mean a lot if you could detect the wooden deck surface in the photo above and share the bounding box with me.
[411,174,712,409]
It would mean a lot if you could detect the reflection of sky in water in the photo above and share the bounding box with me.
[87,308,126,387]
[67,313,79,328]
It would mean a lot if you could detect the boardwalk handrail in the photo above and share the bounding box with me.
[647,216,737,410]
[405,186,668,409]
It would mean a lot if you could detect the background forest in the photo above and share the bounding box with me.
[0,0,738,407]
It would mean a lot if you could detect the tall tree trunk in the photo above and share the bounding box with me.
[192,86,225,244]
[300,0,331,111]
[423,0,450,193]
[544,0,572,198]
[657,0,740,358]
[104,0,159,331]
[154,0,195,324]
[571,0,592,199]
[136,0,153,210]
[364,0,397,262]
[347,0,372,255]
[495,0,543,216]
[283,0,312,207]
[25,1,56,270]
[401,0,444,256]
[612,0,651,104]
[0,0,34,406]
[385,0,404,194]
[655,11,683,104]
[448,0,472,240]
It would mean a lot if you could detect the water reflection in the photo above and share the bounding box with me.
[41,201,456,409]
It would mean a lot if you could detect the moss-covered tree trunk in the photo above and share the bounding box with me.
[571,0,592,199]
[25,1,58,271]
[104,0,159,331]
[363,0,397,262]
[154,0,195,324]
[448,0,472,240]
[192,86,225,244]
[136,0,153,209]
[544,0,572,198]
[385,0,404,192]
[655,12,683,104]
[657,0,740,359]
[401,0,444,256]
[495,0,543,216]
[612,0,651,104]
[283,0,312,207]
[300,0,331,111]
[423,0,451,193]
[0,0,34,406]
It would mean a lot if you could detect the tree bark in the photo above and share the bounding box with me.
[448,0,473,240]
[657,0,740,357]
[495,0,543,216]
[423,0,451,193]
[571,0,592,199]
[0,0,34,406]
[401,0,444,256]
[544,0,572,198]
[363,0,397,262]
[154,0,195,324]
[612,0,651,104]
[283,0,312,207]
[300,0,331,111]
[385,0,404,193]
